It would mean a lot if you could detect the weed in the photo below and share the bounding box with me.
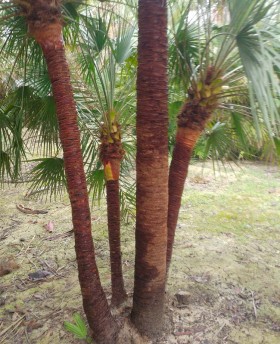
[64,313,92,343]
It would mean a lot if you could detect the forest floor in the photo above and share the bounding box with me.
[0,162,279,344]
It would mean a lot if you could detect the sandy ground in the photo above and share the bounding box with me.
[0,162,279,344]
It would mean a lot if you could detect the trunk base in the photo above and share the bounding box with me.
[111,290,128,308]
[131,298,165,339]
[117,319,151,344]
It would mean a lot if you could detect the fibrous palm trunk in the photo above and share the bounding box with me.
[131,0,169,337]
[20,2,118,343]
[106,178,127,306]
[100,121,127,307]
[167,110,209,268]
[167,66,221,268]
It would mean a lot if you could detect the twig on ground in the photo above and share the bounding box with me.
[56,264,67,273]
[44,229,73,241]
[26,255,38,270]
[16,204,48,215]
[17,235,36,258]
[251,291,257,319]
[0,315,25,344]
[25,328,32,344]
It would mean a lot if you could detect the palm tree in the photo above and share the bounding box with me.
[78,6,137,306]
[167,0,280,267]
[2,1,119,343]
[130,0,169,337]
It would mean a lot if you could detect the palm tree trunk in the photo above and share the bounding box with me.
[131,0,169,337]
[167,127,202,268]
[167,93,214,269]
[29,21,119,344]
[100,122,127,307]
[104,160,127,307]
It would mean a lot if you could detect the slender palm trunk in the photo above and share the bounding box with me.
[167,102,211,269]
[167,126,203,268]
[106,178,127,306]
[100,122,127,307]
[167,66,220,268]
[131,0,169,337]
[100,129,127,306]
[27,19,118,344]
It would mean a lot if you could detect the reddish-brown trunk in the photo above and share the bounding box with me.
[100,123,127,307]
[167,97,213,269]
[131,0,169,337]
[167,127,202,268]
[31,24,118,344]
[105,168,127,307]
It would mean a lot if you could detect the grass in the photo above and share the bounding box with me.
[180,162,280,239]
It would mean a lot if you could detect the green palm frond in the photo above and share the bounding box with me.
[79,10,110,56]
[25,94,60,156]
[169,1,200,90]
[230,112,252,150]
[221,1,280,137]
[119,177,135,222]
[110,23,135,64]
[87,166,105,204]
[80,124,100,173]
[27,157,67,200]
[0,107,16,182]
[2,85,59,157]
[24,62,51,96]
[235,9,280,135]
[0,85,36,179]
[168,100,184,153]
[0,150,14,183]
[199,121,235,161]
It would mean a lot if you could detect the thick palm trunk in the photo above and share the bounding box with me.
[26,12,118,344]
[131,0,169,337]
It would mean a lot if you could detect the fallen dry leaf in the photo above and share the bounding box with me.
[44,221,54,233]
[16,204,48,215]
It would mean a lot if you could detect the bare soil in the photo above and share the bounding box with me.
[0,162,279,344]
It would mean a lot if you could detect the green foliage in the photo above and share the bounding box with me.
[87,167,105,203]
[27,158,67,200]
[193,112,272,163]
[168,100,183,152]
[64,313,92,343]
[169,1,200,90]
